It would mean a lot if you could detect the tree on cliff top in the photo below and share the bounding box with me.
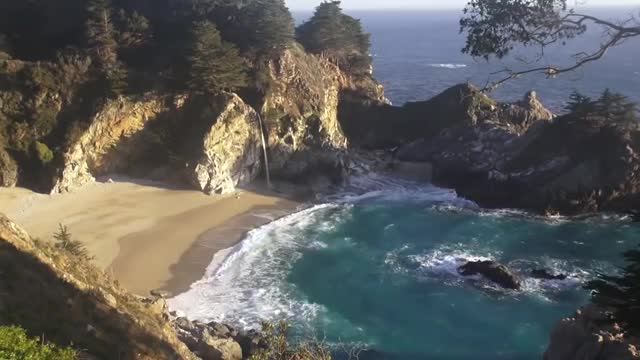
[188,20,248,94]
[587,245,640,333]
[231,0,295,58]
[296,1,372,75]
[460,0,640,91]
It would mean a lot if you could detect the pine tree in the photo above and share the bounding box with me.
[565,91,596,119]
[85,0,118,69]
[54,224,94,261]
[296,1,371,74]
[245,0,295,58]
[587,245,640,333]
[188,20,248,94]
[596,89,638,125]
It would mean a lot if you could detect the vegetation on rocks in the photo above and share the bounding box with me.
[587,245,640,333]
[249,321,332,360]
[0,326,76,360]
[296,1,371,76]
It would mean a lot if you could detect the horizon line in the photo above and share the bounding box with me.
[289,4,640,11]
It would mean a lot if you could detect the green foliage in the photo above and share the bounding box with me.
[85,0,118,69]
[563,89,637,125]
[460,0,575,60]
[249,321,332,360]
[0,326,76,360]
[188,20,249,94]
[587,245,640,333]
[103,62,128,96]
[33,141,54,164]
[54,224,94,261]
[296,1,371,75]
[114,10,152,49]
[596,88,637,125]
[565,91,596,119]
[239,0,295,58]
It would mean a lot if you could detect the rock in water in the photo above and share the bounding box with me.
[531,269,568,281]
[458,260,521,290]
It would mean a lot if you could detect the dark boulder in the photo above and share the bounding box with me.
[458,260,521,290]
[531,269,568,281]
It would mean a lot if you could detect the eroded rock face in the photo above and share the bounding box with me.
[0,147,17,187]
[545,305,640,360]
[261,45,381,188]
[457,260,521,290]
[191,94,262,195]
[51,96,169,193]
[0,214,196,359]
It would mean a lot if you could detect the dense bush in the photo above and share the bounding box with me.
[296,1,371,75]
[0,326,76,360]
[587,245,640,333]
[249,321,332,360]
[565,89,638,125]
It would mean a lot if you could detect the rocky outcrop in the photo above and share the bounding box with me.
[0,213,196,359]
[458,260,521,290]
[545,305,640,360]
[51,96,169,193]
[51,93,266,195]
[190,94,262,195]
[173,317,261,360]
[260,45,386,189]
[0,146,17,187]
[349,83,640,215]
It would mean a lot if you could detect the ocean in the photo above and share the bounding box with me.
[302,8,640,111]
[169,8,640,360]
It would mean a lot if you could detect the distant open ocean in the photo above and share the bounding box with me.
[296,8,640,111]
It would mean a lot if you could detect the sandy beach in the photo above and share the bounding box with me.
[0,180,302,296]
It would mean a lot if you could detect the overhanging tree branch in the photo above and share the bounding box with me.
[460,0,640,92]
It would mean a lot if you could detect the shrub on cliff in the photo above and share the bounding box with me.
[54,223,94,261]
[33,141,54,164]
[188,20,248,94]
[296,1,371,75]
[249,321,332,360]
[0,326,76,360]
[587,245,640,333]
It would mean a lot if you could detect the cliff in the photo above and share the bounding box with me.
[343,82,640,215]
[0,213,197,359]
[545,305,640,360]
[1,45,385,196]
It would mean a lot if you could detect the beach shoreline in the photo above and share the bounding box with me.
[0,179,305,297]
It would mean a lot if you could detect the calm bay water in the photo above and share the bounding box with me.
[169,8,640,359]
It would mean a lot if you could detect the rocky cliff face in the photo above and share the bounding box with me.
[0,146,17,187]
[50,93,265,195]
[260,45,351,188]
[0,213,197,359]
[51,96,169,193]
[190,93,262,195]
[3,45,385,195]
[545,305,640,360]
[346,82,640,215]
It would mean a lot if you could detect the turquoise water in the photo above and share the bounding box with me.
[170,178,639,359]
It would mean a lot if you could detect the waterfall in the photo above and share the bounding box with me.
[257,113,272,188]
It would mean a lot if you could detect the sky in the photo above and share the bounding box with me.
[286,0,640,11]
